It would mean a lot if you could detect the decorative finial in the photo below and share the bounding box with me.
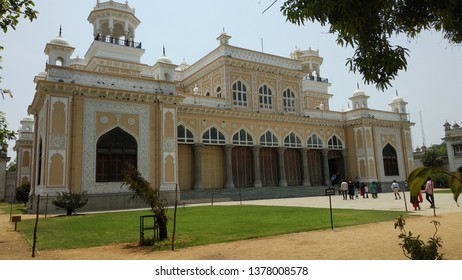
[163,45,165,56]
[356,82,359,89]
[395,90,398,96]
[59,25,62,37]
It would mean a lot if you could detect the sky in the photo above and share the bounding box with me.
[1,0,461,161]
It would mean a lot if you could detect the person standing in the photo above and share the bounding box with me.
[410,188,423,210]
[425,177,435,208]
[340,179,348,200]
[391,180,401,199]
[369,181,378,198]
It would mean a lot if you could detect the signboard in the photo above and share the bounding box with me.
[325,187,336,196]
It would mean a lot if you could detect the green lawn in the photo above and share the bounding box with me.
[17,205,404,251]
[0,202,27,215]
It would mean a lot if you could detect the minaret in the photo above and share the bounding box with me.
[85,0,145,63]
[349,84,370,109]
[44,26,75,66]
[389,91,408,113]
[13,116,35,187]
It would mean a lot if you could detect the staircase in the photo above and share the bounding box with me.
[179,185,329,205]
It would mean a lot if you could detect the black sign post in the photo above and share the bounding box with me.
[325,188,336,230]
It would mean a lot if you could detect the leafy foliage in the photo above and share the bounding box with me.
[52,191,89,216]
[0,0,38,33]
[121,163,169,241]
[0,111,15,151]
[408,166,462,206]
[421,143,447,167]
[394,215,444,260]
[1,0,38,98]
[280,0,462,90]
[15,181,30,205]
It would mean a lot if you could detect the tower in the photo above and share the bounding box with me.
[85,0,145,63]
[44,27,75,66]
[13,116,34,187]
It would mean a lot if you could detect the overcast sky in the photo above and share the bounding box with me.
[1,0,461,160]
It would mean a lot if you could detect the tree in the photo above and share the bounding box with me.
[1,0,38,98]
[121,163,169,241]
[52,191,89,216]
[280,0,462,90]
[15,181,30,205]
[0,111,15,151]
[421,144,447,168]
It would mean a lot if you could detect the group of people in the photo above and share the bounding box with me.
[338,177,379,200]
[336,176,436,211]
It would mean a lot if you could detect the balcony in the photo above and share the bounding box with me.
[303,75,329,83]
[94,34,142,49]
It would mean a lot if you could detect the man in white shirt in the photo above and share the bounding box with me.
[391,180,401,199]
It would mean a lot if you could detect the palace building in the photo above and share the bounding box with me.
[22,1,415,212]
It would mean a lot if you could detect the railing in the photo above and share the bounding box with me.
[94,34,142,49]
[303,75,329,83]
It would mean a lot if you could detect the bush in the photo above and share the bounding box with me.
[15,182,31,205]
[394,215,444,260]
[52,191,89,216]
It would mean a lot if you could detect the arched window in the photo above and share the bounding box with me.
[383,144,399,176]
[328,135,343,149]
[307,134,323,149]
[232,129,253,146]
[232,81,247,107]
[216,86,222,98]
[96,127,137,182]
[260,131,278,147]
[283,89,296,113]
[202,127,225,145]
[259,85,273,110]
[284,132,302,148]
[177,125,194,144]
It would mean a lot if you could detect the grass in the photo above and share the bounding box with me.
[0,202,28,215]
[17,205,404,251]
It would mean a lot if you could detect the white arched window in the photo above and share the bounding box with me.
[177,125,194,144]
[283,89,296,113]
[232,81,247,107]
[328,135,343,149]
[284,132,302,148]
[232,129,253,146]
[202,127,225,145]
[307,134,323,149]
[259,85,273,110]
[260,131,278,147]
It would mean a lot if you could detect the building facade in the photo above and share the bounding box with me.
[24,1,415,212]
[443,121,462,173]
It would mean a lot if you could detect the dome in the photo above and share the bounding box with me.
[156,55,172,64]
[49,35,70,46]
[37,71,47,77]
[21,116,34,122]
[353,89,366,97]
[392,96,404,103]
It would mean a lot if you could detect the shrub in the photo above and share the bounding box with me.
[394,215,444,260]
[52,191,89,216]
[15,182,31,205]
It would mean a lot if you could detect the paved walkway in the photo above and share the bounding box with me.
[194,190,461,217]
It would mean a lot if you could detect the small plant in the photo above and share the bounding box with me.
[52,191,89,216]
[15,182,31,205]
[394,215,444,260]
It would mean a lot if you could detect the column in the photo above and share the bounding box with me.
[322,149,331,186]
[252,146,262,188]
[193,144,203,190]
[224,145,235,189]
[341,149,349,178]
[300,148,310,187]
[277,147,288,187]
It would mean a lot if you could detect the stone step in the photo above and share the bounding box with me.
[179,185,330,205]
